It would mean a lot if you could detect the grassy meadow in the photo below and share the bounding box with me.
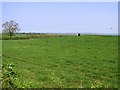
[2,34,118,88]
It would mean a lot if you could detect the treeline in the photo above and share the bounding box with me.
[1,33,64,40]
[16,32,47,35]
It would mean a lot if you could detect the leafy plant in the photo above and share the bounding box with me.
[91,80,103,88]
[2,62,17,88]
[2,62,34,88]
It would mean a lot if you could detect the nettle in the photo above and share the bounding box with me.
[2,62,17,88]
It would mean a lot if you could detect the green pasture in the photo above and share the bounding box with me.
[2,35,118,88]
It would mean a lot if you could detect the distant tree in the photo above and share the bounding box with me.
[2,20,20,38]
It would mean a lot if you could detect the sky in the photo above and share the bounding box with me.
[2,2,118,34]
[1,0,120,2]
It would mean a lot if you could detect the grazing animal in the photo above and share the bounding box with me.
[78,33,80,36]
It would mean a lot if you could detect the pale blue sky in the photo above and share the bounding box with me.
[1,0,120,2]
[2,2,118,34]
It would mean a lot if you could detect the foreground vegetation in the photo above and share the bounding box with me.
[2,34,118,88]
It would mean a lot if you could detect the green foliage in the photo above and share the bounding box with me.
[2,62,34,88]
[2,62,17,88]
[91,80,103,88]
[1,33,64,40]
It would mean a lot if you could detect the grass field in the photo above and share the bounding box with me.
[2,35,118,88]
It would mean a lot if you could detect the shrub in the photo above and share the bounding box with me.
[2,62,17,88]
[1,34,64,40]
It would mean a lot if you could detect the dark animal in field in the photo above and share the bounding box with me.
[78,33,80,36]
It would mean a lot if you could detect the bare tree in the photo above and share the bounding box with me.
[2,20,20,38]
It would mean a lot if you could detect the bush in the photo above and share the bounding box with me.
[2,62,17,88]
[1,34,64,40]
